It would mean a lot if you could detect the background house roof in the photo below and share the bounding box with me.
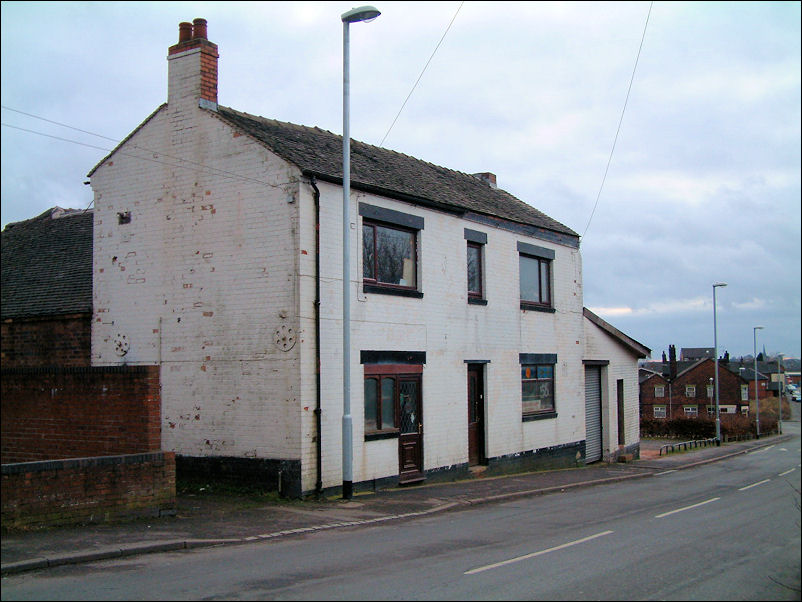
[213,106,579,244]
[1,207,93,319]
[680,347,714,361]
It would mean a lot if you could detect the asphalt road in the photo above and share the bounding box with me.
[3,422,799,601]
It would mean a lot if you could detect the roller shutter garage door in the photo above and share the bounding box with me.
[585,366,602,463]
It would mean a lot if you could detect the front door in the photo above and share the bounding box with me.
[467,364,486,465]
[398,376,424,483]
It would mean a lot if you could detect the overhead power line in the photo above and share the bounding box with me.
[0,106,286,189]
[378,1,464,148]
[581,1,653,241]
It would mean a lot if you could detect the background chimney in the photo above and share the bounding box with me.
[167,18,219,106]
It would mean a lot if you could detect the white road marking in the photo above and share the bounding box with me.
[778,468,795,477]
[655,470,677,476]
[464,531,614,575]
[655,497,719,518]
[739,479,771,491]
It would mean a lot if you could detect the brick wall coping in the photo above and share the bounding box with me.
[2,452,170,475]
[1,365,156,376]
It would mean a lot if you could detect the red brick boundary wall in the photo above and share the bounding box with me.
[1,314,91,368]
[1,366,161,463]
[1,452,176,529]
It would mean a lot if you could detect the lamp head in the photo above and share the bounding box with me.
[754,326,764,331]
[713,282,727,288]
[342,6,381,23]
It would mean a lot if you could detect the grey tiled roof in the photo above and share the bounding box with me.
[213,106,578,240]
[1,208,93,319]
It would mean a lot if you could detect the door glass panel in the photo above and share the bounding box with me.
[381,377,395,430]
[364,377,378,429]
[468,374,477,422]
[399,380,419,434]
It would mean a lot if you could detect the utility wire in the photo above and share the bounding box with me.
[581,1,652,241]
[377,1,464,148]
[1,106,286,189]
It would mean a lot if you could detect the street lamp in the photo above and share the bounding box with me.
[712,283,726,445]
[753,325,764,438]
[777,352,784,435]
[341,5,380,500]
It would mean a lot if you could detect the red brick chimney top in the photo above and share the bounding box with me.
[167,18,219,105]
[168,18,217,55]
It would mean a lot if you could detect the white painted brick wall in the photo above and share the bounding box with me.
[92,48,304,462]
[301,182,586,492]
[583,317,643,455]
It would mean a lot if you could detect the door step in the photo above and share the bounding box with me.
[468,465,487,477]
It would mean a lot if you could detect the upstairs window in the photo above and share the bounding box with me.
[360,203,424,298]
[518,241,554,311]
[362,221,417,288]
[654,385,665,398]
[465,228,487,305]
[685,385,696,398]
[467,242,483,299]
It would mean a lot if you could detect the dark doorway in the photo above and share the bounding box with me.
[467,364,486,466]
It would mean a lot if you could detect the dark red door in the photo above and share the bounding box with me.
[398,376,424,483]
[467,364,485,465]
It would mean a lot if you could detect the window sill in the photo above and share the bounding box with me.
[468,297,488,306]
[523,411,558,422]
[520,302,555,313]
[363,284,423,299]
[364,430,400,441]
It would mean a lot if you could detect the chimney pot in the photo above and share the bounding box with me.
[193,18,208,40]
[178,22,192,43]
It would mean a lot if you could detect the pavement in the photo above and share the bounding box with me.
[1,431,795,577]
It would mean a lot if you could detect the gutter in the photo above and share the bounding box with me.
[310,177,323,498]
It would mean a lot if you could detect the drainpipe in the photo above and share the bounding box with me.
[310,177,323,498]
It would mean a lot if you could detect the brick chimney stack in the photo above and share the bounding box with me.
[472,172,498,189]
[167,18,219,108]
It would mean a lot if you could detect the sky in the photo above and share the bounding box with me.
[1,1,800,360]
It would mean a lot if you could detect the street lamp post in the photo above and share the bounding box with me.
[712,283,726,445]
[341,5,380,500]
[777,352,783,435]
[753,325,764,439]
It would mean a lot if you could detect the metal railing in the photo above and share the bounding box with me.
[659,437,718,456]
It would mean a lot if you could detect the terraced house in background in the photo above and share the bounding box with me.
[81,19,649,497]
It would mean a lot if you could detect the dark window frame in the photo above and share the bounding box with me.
[467,241,484,301]
[362,219,421,297]
[520,354,557,420]
[519,254,552,309]
[363,364,423,441]
[517,241,554,311]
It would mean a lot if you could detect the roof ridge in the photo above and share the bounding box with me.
[210,105,579,240]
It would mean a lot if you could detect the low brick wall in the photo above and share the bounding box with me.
[1,366,161,463]
[1,452,176,530]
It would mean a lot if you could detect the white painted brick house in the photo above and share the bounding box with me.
[88,19,648,497]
